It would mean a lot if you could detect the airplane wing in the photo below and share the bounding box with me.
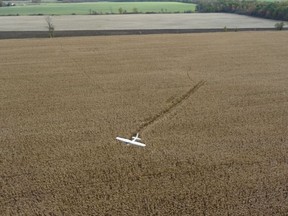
[116,133,145,147]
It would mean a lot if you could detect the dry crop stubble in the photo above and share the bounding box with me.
[1,32,288,215]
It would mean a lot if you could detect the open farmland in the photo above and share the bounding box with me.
[0,13,282,32]
[0,2,195,16]
[1,32,288,215]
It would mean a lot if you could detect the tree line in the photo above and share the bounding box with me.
[196,0,288,21]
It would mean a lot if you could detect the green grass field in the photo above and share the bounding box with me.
[258,0,288,1]
[0,2,196,16]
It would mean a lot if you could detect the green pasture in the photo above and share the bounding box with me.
[0,2,196,16]
[258,0,288,1]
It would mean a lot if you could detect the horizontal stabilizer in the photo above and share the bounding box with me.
[132,136,141,141]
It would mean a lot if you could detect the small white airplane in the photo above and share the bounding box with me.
[116,133,146,147]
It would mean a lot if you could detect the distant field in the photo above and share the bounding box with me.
[0,2,196,16]
[258,0,287,2]
[0,13,282,32]
[1,32,288,215]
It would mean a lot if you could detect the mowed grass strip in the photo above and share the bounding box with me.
[0,32,288,215]
[0,2,196,15]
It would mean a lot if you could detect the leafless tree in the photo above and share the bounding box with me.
[45,16,55,38]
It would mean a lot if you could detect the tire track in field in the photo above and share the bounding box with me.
[136,80,206,134]
[59,42,105,93]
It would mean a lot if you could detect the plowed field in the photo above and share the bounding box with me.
[1,32,288,215]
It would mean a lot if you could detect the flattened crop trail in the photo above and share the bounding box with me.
[136,80,206,134]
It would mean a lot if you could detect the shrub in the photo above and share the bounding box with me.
[275,22,285,30]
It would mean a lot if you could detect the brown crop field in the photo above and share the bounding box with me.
[1,32,288,215]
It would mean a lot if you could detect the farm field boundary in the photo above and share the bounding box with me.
[0,28,281,39]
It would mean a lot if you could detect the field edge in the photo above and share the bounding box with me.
[0,28,283,39]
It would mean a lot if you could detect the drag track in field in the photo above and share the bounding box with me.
[136,80,206,135]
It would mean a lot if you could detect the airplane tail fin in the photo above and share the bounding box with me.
[132,133,141,141]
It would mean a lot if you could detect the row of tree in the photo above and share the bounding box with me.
[196,0,288,21]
